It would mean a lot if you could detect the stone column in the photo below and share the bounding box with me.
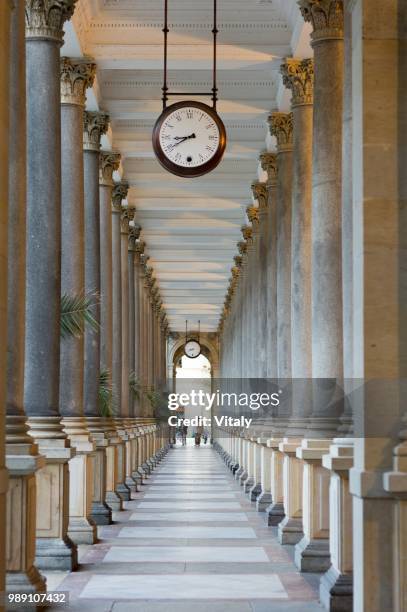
[59,56,97,546]
[268,112,293,381]
[128,224,138,413]
[82,111,112,526]
[259,153,278,380]
[25,0,78,571]
[120,203,138,490]
[277,58,314,547]
[111,180,131,501]
[99,150,123,512]
[133,237,144,420]
[6,0,46,595]
[251,180,268,379]
[0,1,12,599]
[349,1,405,610]
[295,0,345,573]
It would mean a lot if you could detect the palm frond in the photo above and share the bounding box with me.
[98,369,115,418]
[60,291,99,339]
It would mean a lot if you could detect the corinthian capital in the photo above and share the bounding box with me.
[129,223,140,250]
[60,57,96,105]
[112,180,129,212]
[237,240,247,257]
[246,205,259,227]
[234,255,242,268]
[268,112,293,152]
[25,0,78,42]
[259,152,278,187]
[121,206,135,234]
[99,151,120,186]
[298,0,343,42]
[83,111,109,151]
[241,225,253,244]
[280,58,314,106]
[251,181,268,212]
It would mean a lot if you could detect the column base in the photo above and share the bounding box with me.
[115,482,131,502]
[6,565,46,595]
[243,477,254,493]
[320,565,353,612]
[125,475,138,491]
[132,470,144,485]
[265,501,285,526]
[67,517,97,545]
[248,482,261,501]
[106,490,123,512]
[90,501,112,525]
[234,466,244,480]
[141,462,152,474]
[278,517,304,545]
[295,535,331,573]
[256,491,272,512]
[35,537,77,571]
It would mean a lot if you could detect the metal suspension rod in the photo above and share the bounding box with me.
[162,0,169,109]
[212,0,218,110]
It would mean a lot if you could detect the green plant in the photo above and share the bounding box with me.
[98,369,115,418]
[129,372,141,399]
[60,291,99,339]
[145,386,162,410]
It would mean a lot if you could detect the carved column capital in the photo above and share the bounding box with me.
[234,255,242,268]
[298,0,344,43]
[268,112,294,152]
[241,225,253,244]
[120,205,135,234]
[112,180,129,213]
[280,58,314,107]
[25,0,78,42]
[237,240,247,257]
[60,57,96,105]
[246,205,259,229]
[260,152,278,188]
[99,151,120,187]
[83,111,109,151]
[128,223,141,251]
[251,181,268,212]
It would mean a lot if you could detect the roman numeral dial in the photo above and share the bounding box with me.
[153,101,227,178]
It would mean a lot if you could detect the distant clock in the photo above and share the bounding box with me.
[184,339,201,359]
[152,101,227,178]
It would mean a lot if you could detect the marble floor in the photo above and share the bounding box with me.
[46,444,323,611]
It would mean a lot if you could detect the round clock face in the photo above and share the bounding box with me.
[184,340,201,359]
[152,101,227,178]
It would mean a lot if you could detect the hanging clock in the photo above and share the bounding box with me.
[184,339,201,359]
[152,101,226,178]
[153,0,226,178]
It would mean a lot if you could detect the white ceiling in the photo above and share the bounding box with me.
[66,0,312,332]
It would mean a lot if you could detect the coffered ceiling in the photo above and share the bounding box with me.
[64,0,311,332]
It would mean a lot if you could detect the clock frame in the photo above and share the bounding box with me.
[152,101,227,178]
[184,339,202,359]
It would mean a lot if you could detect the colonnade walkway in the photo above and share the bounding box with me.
[48,444,322,611]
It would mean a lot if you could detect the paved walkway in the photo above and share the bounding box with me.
[49,444,323,611]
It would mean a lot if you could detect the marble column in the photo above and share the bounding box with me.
[59,56,97,546]
[268,112,293,381]
[0,1,12,600]
[120,203,138,490]
[99,150,123,512]
[133,237,144,421]
[259,153,278,381]
[277,58,314,546]
[82,111,112,526]
[111,180,131,501]
[25,0,77,571]
[295,0,345,573]
[6,0,46,594]
[128,224,139,414]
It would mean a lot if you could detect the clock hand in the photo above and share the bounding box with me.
[167,133,196,152]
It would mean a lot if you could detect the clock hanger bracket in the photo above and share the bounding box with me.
[162,0,218,111]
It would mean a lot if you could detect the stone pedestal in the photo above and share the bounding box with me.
[295,439,331,572]
[114,420,131,501]
[278,438,304,544]
[256,443,273,511]
[320,440,354,612]
[6,443,46,594]
[86,418,112,525]
[62,418,97,545]
[29,418,77,571]
[248,439,261,501]
[265,437,285,526]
